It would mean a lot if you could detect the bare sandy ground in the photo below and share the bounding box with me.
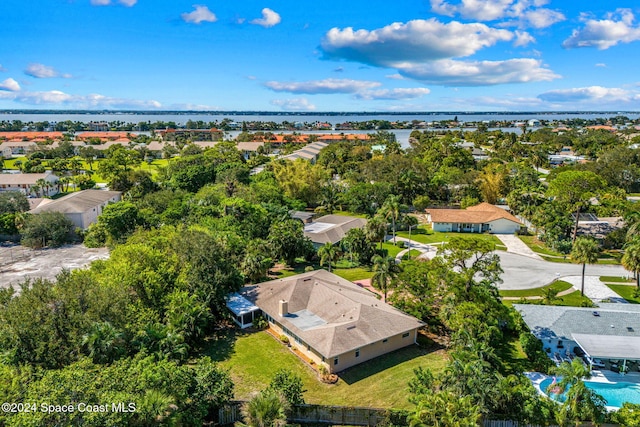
[0,244,109,289]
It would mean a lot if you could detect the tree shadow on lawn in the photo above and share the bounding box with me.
[338,338,445,386]
[199,326,241,362]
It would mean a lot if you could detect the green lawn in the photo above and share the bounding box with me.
[601,275,634,283]
[606,284,640,304]
[395,225,504,249]
[206,329,447,409]
[518,235,565,257]
[499,280,573,298]
[501,281,593,308]
[520,235,621,265]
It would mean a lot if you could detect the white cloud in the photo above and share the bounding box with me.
[265,78,381,94]
[355,88,431,100]
[90,0,137,6]
[520,8,565,29]
[181,5,217,24]
[0,88,162,109]
[270,98,316,111]
[595,63,607,68]
[538,86,633,102]
[514,30,535,46]
[25,63,71,79]
[396,58,559,86]
[385,74,405,80]
[430,0,564,28]
[321,19,515,65]
[250,8,281,28]
[320,19,558,87]
[0,78,20,92]
[563,9,640,50]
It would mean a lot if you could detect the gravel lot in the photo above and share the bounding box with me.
[0,244,109,289]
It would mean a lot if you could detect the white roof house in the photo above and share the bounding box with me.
[29,189,121,229]
[0,172,59,196]
[303,214,367,245]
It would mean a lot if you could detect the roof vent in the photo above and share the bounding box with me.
[347,325,356,330]
[303,278,312,282]
[628,327,634,332]
[592,311,600,317]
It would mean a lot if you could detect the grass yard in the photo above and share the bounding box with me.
[501,280,593,307]
[395,225,505,249]
[205,329,447,409]
[605,284,640,304]
[520,235,621,265]
[499,280,573,298]
[601,275,634,283]
[518,235,565,257]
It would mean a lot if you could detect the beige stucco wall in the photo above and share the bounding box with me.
[267,318,417,373]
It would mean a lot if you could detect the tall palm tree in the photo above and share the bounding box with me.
[241,390,290,427]
[365,214,387,251]
[381,195,400,244]
[317,242,339,272]
[570,236,600,296]
[371,255,401,301]
[622,237,640,288]
[36,178,48,196]
[552,359,606,426]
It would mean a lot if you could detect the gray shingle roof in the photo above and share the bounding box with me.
[242,269,424,358]
[515,304,640,341]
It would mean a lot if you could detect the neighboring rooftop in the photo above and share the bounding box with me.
[29,189,121,214]
[515,304,640,342]
[241,269,424,358]
[428,202,522,225]
[303,214,367,245]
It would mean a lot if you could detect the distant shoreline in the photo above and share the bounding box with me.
[1,110,639,116]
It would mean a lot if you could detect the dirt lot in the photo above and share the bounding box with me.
[0,244,109,289]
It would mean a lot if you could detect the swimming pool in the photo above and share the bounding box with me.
[540,378,640,408]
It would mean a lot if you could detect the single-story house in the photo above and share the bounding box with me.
[515,304,640,369]
[280,141,329,164]
[427,202,522,234]
[0,172,59,196]
[236,141,265,160]
[29,189,121,229]
[303,214,367,245]
[227,269,424,373]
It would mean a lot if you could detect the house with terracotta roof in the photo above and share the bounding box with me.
[227,269,424,373]
[76,131,133,142]
[427,202,523,234]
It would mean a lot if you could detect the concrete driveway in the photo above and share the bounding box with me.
[497,252,628,290]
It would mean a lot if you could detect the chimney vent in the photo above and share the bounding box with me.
[279,300,288,317]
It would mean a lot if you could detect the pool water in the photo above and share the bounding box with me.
[540,378,640,408]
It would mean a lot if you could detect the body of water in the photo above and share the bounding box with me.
[540,377,640,409]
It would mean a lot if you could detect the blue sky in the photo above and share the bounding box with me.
[1,0,640,111]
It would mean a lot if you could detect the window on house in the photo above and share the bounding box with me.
[334,358,339,366]
[355,349,360,358]
[402,332,410,338]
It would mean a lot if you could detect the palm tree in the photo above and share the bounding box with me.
[36,178,48,196]
[622,237,640,288]
[81,321,124,364]
[241,390,290,427]
[317,242,339,272]
[371,255,401,301]
[365,214,387,251]
[570,236,599,296]
[552,359,606,426]
[381,195,400,244]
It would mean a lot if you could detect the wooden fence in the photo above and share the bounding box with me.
[218,402,619,427]
[216,401,405,426]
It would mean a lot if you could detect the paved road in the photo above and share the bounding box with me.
[498,252,628,290]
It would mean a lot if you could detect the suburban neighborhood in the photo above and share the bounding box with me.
[1,113,640,426]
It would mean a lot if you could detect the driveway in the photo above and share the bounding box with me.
[497,252,628,290]
[495,234,542,260]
